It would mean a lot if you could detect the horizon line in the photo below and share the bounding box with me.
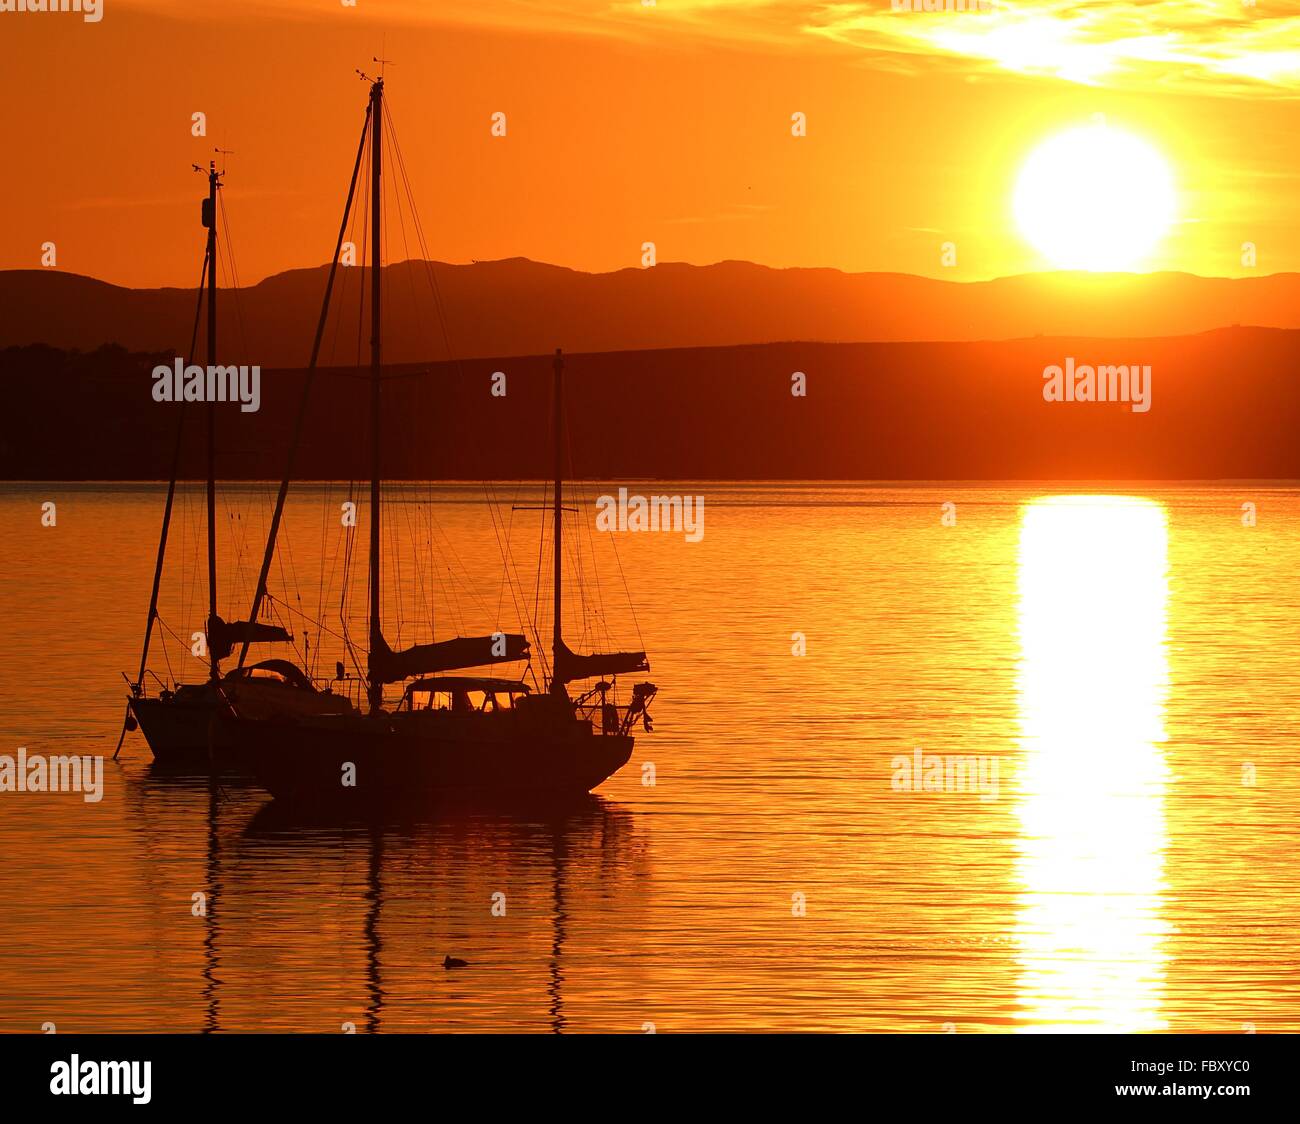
[4,258,1297,293]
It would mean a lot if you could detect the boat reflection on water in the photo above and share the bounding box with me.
[1013,495,1172,1032]
[122,765,642,1033]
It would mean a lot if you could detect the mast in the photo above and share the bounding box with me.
[367,78,384,715]
[203,160,220,683]
[551,348,565,698]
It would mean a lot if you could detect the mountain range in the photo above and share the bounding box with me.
[4,260,1300,363]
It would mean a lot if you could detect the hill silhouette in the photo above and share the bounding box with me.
[3,260,1300,363]
[4,329,1298,481]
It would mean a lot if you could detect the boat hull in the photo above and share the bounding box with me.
[129,692,221,765]
[219,711,635,805]
[129,678,354,766]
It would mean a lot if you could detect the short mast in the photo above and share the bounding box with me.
[367,77,384,715]
[202,160,220,683]
[551,348,565,697]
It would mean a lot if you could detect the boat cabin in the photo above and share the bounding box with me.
[401,676,531,714]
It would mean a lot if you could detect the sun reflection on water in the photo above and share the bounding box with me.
[1014,495,1172,1032]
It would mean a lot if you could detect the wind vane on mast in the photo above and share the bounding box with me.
[357,55,396,86]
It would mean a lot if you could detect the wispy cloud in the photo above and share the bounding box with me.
[121,0,1300,94]
[805,1,1300,94]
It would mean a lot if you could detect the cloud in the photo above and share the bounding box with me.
[119,0,1300,94]
[805,1,1300,94]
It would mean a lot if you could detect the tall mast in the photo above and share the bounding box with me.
[203,160,220,683]
[367,78,384,715]
[551,348,565,697]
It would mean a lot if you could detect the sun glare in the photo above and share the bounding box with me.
[1013,123,1176,272]
[1013,496,1171,1031]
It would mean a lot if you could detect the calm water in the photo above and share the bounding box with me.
[1,481,1298,1033]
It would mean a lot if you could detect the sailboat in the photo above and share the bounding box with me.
[119,159,353,765]
[215,74,656,801]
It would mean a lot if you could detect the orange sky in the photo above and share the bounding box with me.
[1,0,1297,287]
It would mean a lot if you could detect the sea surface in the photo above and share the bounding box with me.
[1,481,1297,1033]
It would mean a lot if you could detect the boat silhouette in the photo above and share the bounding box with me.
[119,158,353,766]
[203,73,657,803]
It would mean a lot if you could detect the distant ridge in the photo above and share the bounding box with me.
[4,329,1299,481]
[3,260,1300,364]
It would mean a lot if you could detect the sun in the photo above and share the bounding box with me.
[1013,122,1176,272]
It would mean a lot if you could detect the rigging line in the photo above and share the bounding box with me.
[217,194,250,360]
[353,217,371,662]
[382,118,454,640]
[411,498,440,639]
[384,114,506,644]
[606,495,644,651]
[264,593,352,648]
[236,100,372,668]
[418,489,435,639]
[568,487,597,644]
[532,485,552,684]
[408,103,637,675]
[489,490,534,646]
[495,499,515,627]
[384,110,483,460]
[312,482,332,681]
[222,500,241,612]
[386,104,528,637]
[426,503,493,624]
[130,242,208,696]
[403,503,428,645]
[275,491,305,639]
[153,615,186,684]
[488,480,535,641]
[326,485,354,658]
[389,484,405,645]
[356,130,371,372]
[492,489,521,629]
[381,124,439,645]
[325,197,355,367]
[343,479,366,683]
[511,484,541,634]
[508,485,542,647]
[422,509,452,639]
[485,482,513,622]
[387,102,544,670]
[181,489,199,676]
[384,123,422,357]
[331,132,369,371]
[568,510,594,652]
[561,404,611,648]
[349,477,362,644]
[573,478,613,649]
[273,506,293,643]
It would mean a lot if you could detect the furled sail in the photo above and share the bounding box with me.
[554,639,648,686]
[369,631,530,686]
[207,614,291,661]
